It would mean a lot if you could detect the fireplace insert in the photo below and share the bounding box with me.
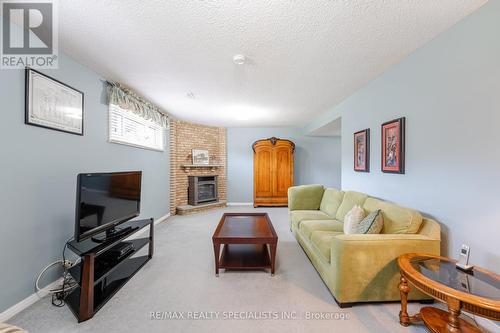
[188,176,218,205]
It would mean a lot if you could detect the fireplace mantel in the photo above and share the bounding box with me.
[181,164,223,173]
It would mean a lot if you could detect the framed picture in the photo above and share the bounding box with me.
[354,129,370,172]
[381,117,405,174]
[192,149,209,165]
[25,68,84,135]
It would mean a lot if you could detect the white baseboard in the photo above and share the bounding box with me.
[0,278,62,323]
[0,213,171,323]
[227,202,253,206]
[127,213,171,239]
[155,213,171,224]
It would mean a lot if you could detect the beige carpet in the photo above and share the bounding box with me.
[10,206,431,333]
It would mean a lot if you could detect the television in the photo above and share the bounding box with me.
[75,171,142,242]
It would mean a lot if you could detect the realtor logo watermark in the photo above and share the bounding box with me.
[149,311,351,321]
[1,0,58,69]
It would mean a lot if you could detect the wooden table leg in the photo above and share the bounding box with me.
[399,274,411,326]
[447,298,463,333]
[213,242,221,276]
[399,274,422,327]
[269,243,277,276]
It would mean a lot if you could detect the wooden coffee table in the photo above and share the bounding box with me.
[212,213,278,276]
[398,253,500,333]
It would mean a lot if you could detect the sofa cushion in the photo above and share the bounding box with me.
[363,198,423,234]
[288,185,325,210]
[335,191,369,221]
[319,188,344,217]
[310,231,342,263]
[299,220,344,239]
[290,210,331,229]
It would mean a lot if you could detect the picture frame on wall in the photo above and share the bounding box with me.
[25,68,84,136]
[192,149,210,165]
[354,128,370,172]
[381,117,405,174]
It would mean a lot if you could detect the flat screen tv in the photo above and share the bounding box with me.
[75,171,142,242]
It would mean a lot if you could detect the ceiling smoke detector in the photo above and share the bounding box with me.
[233,54,246,65]
[186,92,196,99]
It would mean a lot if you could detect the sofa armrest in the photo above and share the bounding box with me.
[288,184,324,211]
[329,234,440,303]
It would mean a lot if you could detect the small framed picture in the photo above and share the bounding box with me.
[381,117,405,174]
[25,68,84,135]
[354,129,370,172]
[192,149,209,165]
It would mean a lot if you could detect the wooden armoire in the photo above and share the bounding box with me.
[253,137,295,207]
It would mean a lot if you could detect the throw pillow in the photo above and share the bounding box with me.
[358,209,384,234]
[343,205,365,234]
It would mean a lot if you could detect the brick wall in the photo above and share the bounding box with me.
[169,119,227,214]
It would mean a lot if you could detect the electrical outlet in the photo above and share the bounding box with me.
[63,260,73,269]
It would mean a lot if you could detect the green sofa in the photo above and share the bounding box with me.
[288,184,441,307]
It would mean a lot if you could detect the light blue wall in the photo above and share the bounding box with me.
[325,1,499,269]
[0,55,170,313]
[227,128,341,203]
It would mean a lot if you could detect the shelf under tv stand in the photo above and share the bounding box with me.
[66,218,154,322]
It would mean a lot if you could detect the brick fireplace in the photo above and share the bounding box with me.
[169,119,227,215]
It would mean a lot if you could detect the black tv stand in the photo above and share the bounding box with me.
[91,226,134,243]
[66,218,154,322]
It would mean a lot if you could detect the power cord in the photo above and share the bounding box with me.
[462,312,479,330]
[52,237,77,307]
[35,237,78,308]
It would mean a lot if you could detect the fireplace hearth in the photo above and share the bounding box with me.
[188,176,218,206]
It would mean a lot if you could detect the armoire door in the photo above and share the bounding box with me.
[254,146,273,198]
[272,146,293,198]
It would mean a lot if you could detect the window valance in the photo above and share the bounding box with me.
[106,81,169,128]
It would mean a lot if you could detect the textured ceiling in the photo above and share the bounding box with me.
[59,0,487,127]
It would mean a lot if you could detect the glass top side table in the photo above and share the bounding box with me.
[398,253,500,333]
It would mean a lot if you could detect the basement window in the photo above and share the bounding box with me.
[109,104,166,151]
